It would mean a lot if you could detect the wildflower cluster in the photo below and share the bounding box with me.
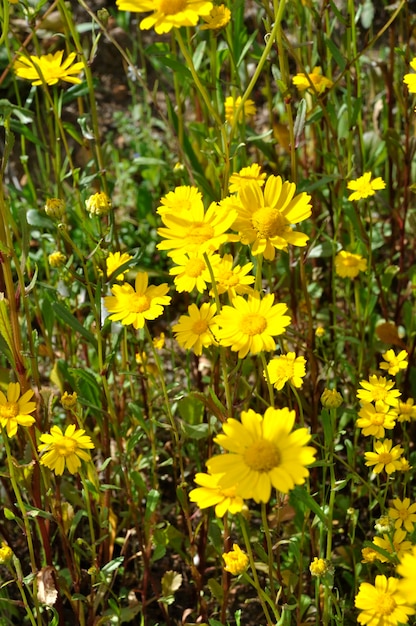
[354,353,416,624]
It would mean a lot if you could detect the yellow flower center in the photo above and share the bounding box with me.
[244,439,280,472]
[159,0,187,15]
[372,413,385,426]
[219,270,239,287]
[131,293,150,313]
[252,207,286,239]
[399,509,410,520]
[369,387,388,401]
[378,453,392,465]
[55,436,78,457]
[0,402,19,419]
[378,593,396,615]
[187,223,215,245]
[241,313,267,336]
[185,258,206,277]
[192,319,209,335]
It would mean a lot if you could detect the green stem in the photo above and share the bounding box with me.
[261,502,277,604]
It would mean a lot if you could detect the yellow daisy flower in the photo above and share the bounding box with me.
[229,176,312,260]
[0,382,36,438]
[355,575,415,626]
[357,375,401,406]
[189,472,244,517]
[403,58,416,94]
[14,51,84,86]
[103,271,171,330]
[169,251,218,293]
[389,498,416,533]
[364,439,404,475]
[157,201,237,258]
[372,529,413,563]
[207,407,316,503]
[115,0,213,34]
[106,251,133,281]
[356,401,397,439]
[210,253,254,299]
[379,349,408,376]
[392,398,416,423]
[292,66,333,94]
[222,544,249,575]
[397,546,416,605]
[334,251,367,278]
[156,185,203,216]
[38,424,94,475]
[347,172,386,201]
[228,164,267,193]
[215,291,291,358]
[172,302,218,355]
[224,96,256,124]
[48,251,66,268]
[265,352,307,391]
[200,4,231,30]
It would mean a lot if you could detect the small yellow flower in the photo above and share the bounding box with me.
[403,58,416,94]
[228,164,266,193]
[364,439,404,475]
[361,547,379,563]
[215,291,291,358]
[103,272,171,330]
[153,332,165,350]
[355,575,415,626]
[335,251,367,278]
[48,251,67,268]
[172,302,218,355]
[224,96,256,124]
[292,66,333,94]
[210,253,254,299]
[61,391,78,410]
[392,398,416,423]
[315,325,325,338]
[356,401,396,439]
[106,251,133,281]
[44,198,65,219]
[321,388,343,409]
[135,352,158,376]
[372,529,413,563]
[379,349,408,376]
[169,251,217,293]
[0,382,36,438]
[14,51,84,86]
[38,424,94,475]
[200,4,231,30]
[0,542,13,565]
[222,544,249,575]
[265,352,307,391]
[309,557,328,577]
[388,498,416,533]
[189,472,245,517]
[86,192,112,216]
[347,172,386,201]
[357,375,401,406]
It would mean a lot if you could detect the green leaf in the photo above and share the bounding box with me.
[290,485,327,524]
[51,301,97,350]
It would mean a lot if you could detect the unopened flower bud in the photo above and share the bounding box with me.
[222,544,249,576]
[45,198,65,220]
[61,391,78,409]
[321,388,343,409]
